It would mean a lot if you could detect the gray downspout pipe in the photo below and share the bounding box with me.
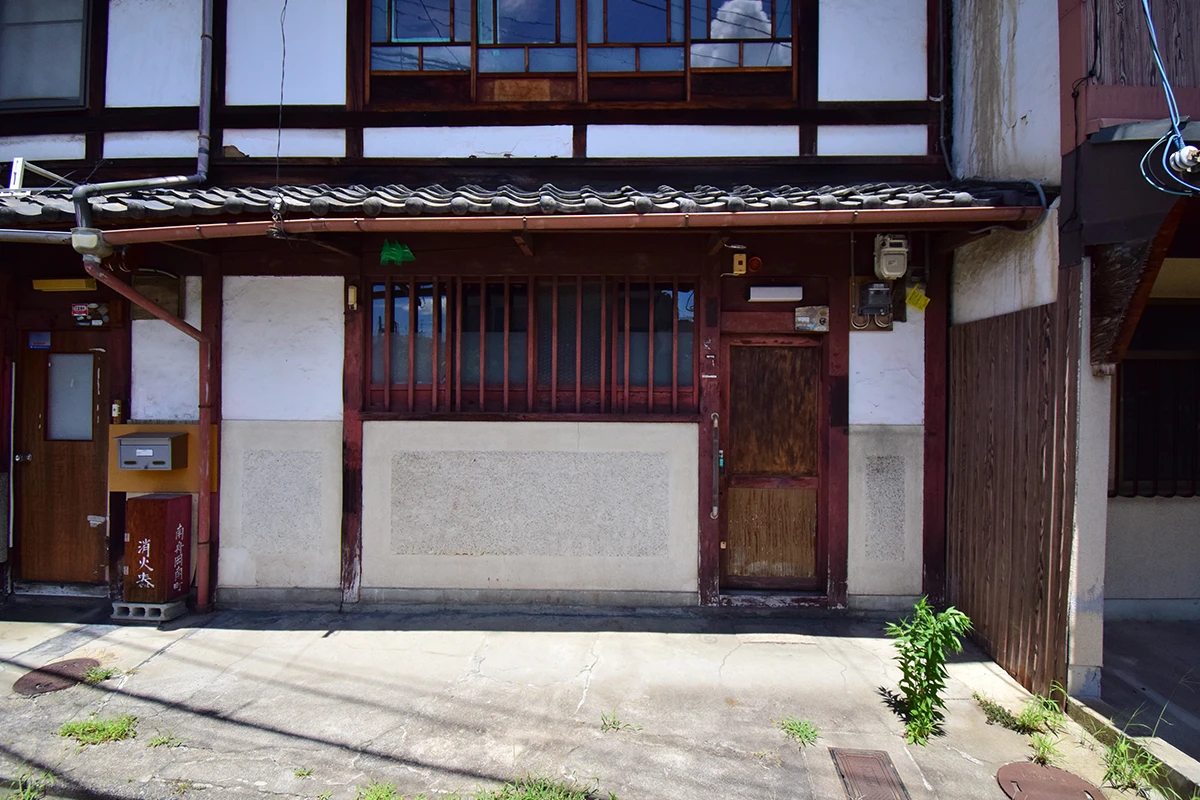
[0,230,72,245]
[71,0,213,228]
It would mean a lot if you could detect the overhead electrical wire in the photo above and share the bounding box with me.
[1138,0,1198,196]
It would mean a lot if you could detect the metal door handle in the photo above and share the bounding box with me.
[710,413,720,519]
[14,453,32,463]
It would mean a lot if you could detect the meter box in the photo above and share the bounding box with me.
[116,432,188,471]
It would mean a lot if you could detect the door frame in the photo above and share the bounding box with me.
[718,333,829,592]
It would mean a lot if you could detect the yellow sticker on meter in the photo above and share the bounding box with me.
[905,286,931,311]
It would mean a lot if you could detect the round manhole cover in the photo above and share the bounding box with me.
[12,658,100,697]
[997,762,1106,800]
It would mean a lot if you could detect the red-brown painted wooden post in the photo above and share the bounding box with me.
[923,250,949,604]
[341,261,365,604]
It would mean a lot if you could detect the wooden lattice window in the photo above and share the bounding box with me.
[367,276,697,415]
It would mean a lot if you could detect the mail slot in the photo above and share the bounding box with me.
[116,432,188,470]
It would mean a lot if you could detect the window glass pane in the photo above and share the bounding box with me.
[47,353,93,441]
[454,0,471,41]
[587,0,603,42]
[371,0,388,40]
[0,19,84,104]
[615,284,651,388]
[689,0,706,39]
[371,284,387,384]
[669,0,685,41]
[775,0,790,38]
[479,0,495,42]
[588,47,635,72]
[580,281,603,386]
[508,285,529,386]
[0,0,84,24]
[463,283,526,386]
[743,40,790,67]
[390,284,411,386]
[424,45,471,70]
[372,46,420,70]
[529,47,576,71]
[560,0,575,42]
[690,42,738,68]
[652,285,674,387]
[479,47,526,71]
[607,0,666,43]
[639,46,684,71]
[393,0,452,41]
[711,0,771,38]
[496,0,556,43]
[556,282,577,387]
[677,285,695,387]
[413,283,442,384]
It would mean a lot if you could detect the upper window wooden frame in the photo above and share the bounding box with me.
[0,0,91,111]
[365,0,797,104]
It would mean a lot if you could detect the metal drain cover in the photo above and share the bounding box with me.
[12,658,100,696]
[997,763,1107,799]
[830,748,912,800]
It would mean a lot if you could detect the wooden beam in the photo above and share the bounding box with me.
[706,233,729,257]
[513,233,534,257]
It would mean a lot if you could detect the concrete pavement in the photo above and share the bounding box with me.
[1,601,1131,799]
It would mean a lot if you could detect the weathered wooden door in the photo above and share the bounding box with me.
[12,330,110,585]
[720,336,825,590]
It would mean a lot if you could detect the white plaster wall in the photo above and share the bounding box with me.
[0,135,86,162]
[222,276,344,422]
[361,421,699,598]
[218,420,342,589]
[106,0,202,107]
[223,129,346,158]
[586,125,800,158]
[849,312,925,426]
[1069,262,1109,696]
[952,0,1060,182]
[818,0,927,102]
[132,276,202,421]
[847,425,925,601]
[364,126,573,159]
[817,125,928,157]
[103,131,200,160]
[951,208,1059,325]
[225,0,347,106]
[1106,498,1200,605]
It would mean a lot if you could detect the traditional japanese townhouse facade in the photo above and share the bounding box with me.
[1,0,1047,613]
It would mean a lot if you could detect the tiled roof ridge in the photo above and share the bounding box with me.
[0,181,1033,224]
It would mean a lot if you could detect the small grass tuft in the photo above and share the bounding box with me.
[84,666,119,685]
[59,714,137,746]
[974,689,1065,736]
[1102,733,1165,793]
[295,768,314,779]
[1029,733,1062,767]
[777,716,819,748]
[599,712,641,732]
[752,749,782,767]
[356,781,400,800]
[477,776,607,799]
[148,730,186,749]
[3,767,55,800]
[171,779,193,797]
[316,792,333,800]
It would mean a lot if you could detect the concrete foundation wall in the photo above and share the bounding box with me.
[131,276,202,421]
[361,421,699,601]
[217,420,343,591]
[951,211,1059,325]
[847,425,924,603]
[1106,498,1200,620]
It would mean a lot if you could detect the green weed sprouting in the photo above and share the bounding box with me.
[885,597,972,745]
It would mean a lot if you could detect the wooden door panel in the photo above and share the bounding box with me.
[728,345,819,476]
[725,487,817,579]
[14,330,110,584]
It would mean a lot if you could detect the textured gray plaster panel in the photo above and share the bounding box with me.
[865,455,906,562]
[241,449,324,554]
[389,450,670,558]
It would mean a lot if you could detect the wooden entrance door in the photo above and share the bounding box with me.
[720,336,825,591]
[12,330,110,585]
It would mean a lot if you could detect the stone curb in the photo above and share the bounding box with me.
[1067,697,1200,798]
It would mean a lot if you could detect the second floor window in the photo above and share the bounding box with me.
[370,0,791,77]
[0,0,89,109]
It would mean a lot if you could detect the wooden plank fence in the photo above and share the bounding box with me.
[947,266,1081,698]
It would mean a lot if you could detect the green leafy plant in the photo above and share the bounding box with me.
[148,730,186,749]
[599,712,641,732]
[1029,733,1062,766]
[884,597,972,745]
[974,685,1066,736]
[1102,732,1166,794]
[295,768,314,779]
[356,781,400,800]
[3,767,55,800]
[776,716,819,748]
[84,666,118,685]
[58,714,137,746]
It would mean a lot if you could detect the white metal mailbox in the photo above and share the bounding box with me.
[116,432,188,470]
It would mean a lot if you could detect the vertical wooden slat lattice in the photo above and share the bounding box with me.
[947,266,1081,697]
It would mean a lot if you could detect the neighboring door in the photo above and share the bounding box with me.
[720,336,825,591]
[12,330,110,585]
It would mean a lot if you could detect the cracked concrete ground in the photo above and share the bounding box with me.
[1,601,1132,800]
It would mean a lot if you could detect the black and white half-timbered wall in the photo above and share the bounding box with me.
[0,0,1047,612]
